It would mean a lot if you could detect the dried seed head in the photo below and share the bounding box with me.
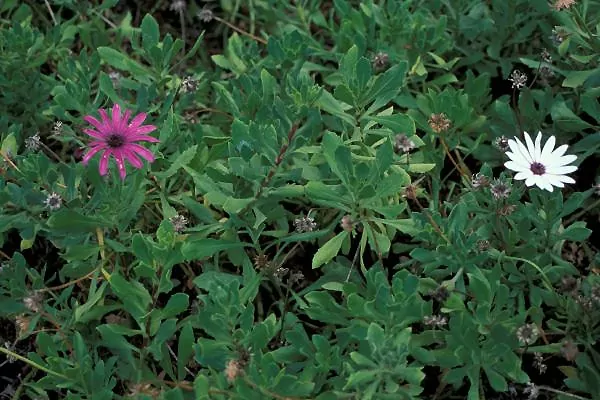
[490,179,511,200]
[394,134,416,153]
[52,121,64,136]
[402,184,418,200]
[169,0,186,12]
[108,71,122,86]
[477,239,490,252]
[494,136,510,152]
[252,254,270,269]
[127,383,161,398]
[274,267,289,280]
[430,285,450,303]
[550,27,567,45]
[181,76,199,93]
[516,323,539,346]
[428,113,451,133]
[533,352,547,374]
[541,48,552,63]
[508,70,528,90]
[575,294,593,311]
[169,214,188,233]
[15,315,31,337]
[23,291,43,313]
[225,359,242,383]
[552,0,576,10]
[294,215,317,233]
[44,192,62,210]
[560,340,579,362]
[523,382,540,400]
[559,276,580,295]
[25,133,41,152]
[497,204,516,216]
[289,271,304,284]
[197,7,214,22]
[471,173,490,189]
[340,215,354,232]
[423,314,448,328]
[372,52,389,71]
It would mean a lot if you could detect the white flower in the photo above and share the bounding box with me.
[504,131,577,192]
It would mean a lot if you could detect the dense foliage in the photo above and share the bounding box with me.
[1,0,600,399]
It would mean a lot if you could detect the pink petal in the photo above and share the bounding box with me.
[122,148,144,169]
[98,109,110,124]
[128,143,155,162]
[122,109,132,126]
[82,145,105,165]
[128,125,157,136]
[83,128,108,140]
[129,113,147,129]
[83,115,106,132]
[128,135,160,143]
[99,150,112,176]
[111,104,122,125]
[112,149,127,180]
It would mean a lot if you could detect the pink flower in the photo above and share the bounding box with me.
[82,104,159,180]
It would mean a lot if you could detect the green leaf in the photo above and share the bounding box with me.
[132,233,155,266]
[141,14,160,50]
[177,323,194,380]
[154,145,198,179]
[108,273,152,323]
[562,69,599,88]
[365,113,415,134]
[181,238,247,261]
[194,375,210,399]
[162,293,189,319]
[312,231,349,269]
[97,47,151,80]
[47,209,112,233]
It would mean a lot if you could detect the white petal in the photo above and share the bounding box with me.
[533,132,543,161]
[541,135,556,159]
[550,144,568,158]
[510,137,533,164]
[546,154,577,168]
[505,160,529,172]
[545,175,565,188]
[525,176,537,187]
[552,174,576,184]
[505,151,528,166]
[545,165,577,175]
[514,171,532,180]
[539,177,554,192]
[524,132,538,162]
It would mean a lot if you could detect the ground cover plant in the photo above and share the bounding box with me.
[1,0,600,399]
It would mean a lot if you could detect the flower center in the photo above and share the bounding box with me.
[106,134,125,148]
[530,162,546,175]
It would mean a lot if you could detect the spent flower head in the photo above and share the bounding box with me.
[82,104,159,180]
[504,131,577,192]
[550,27,567,45]
[294,215,317,233]
[169,0,186,12]
[523,382,540,400]
[494,136,510,152]
[533,352,547,374]
[225,359,242,383]
[52,120,64,136]
[169,214,188,233]
[197,7,214,22]
[516,323,539,346]
[428,113,451,133]
[471,173,490,189]
[394,134,416,153]
[508,70,528,90]
[181,76,199,93]
[43,192,62,210]
[423,314,448,328]
[372,51,389,71]
[490,179,512,200]
[25,133,41,152]
[552,0,576,10]
[23,291,43,313]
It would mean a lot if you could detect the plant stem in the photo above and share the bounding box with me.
[0,346,68,380]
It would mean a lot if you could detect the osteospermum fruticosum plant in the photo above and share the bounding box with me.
[82,104,159,180]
